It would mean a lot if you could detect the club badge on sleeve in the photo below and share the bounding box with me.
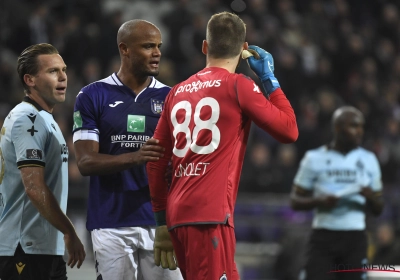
[26,149,43,160]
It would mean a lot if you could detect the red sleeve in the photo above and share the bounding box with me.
[236,75,298,143]
[146,93,174,212]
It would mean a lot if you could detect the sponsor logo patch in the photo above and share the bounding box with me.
[127,115,145,133]
[73,111,82,130]
[26,149,43,160]
[175,80,222,95]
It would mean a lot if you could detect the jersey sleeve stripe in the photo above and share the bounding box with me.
[17,161,45,168]
[73,129,99,143]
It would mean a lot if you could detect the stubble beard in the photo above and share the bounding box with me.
[133,66,159,78]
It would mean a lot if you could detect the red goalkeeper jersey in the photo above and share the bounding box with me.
[147,67,298,229]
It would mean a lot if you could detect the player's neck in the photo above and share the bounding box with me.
[116,70,151,95]
[206,56,240,73]
[330,141,357,155]
[26,93,55,113]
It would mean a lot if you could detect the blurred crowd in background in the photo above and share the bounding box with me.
[1,0,400,278]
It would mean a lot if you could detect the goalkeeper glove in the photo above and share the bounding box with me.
[246,45,281,96]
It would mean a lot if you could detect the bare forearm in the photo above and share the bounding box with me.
[361,188,384,216]
[366,196,384,216]
[74,138,164,176]
[290,195,319,211]
[76,151,139,176]
[26,186,76,236]
[21,167,85,268]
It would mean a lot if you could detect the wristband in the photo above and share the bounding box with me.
[262,77,280,97]
[154,210,167,226]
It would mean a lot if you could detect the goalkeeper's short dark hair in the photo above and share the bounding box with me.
[206,12,246,59]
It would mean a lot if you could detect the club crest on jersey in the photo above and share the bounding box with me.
[356,159,364,171]
[151,99,164,114]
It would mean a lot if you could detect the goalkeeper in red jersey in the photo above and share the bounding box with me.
[147,11,298,280]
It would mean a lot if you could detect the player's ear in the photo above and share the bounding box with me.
[24,74,35,88]
[118,42,128,56]
[243,42,249,50]
[202,40,208,55]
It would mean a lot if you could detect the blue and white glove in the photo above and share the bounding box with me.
[246,45,280,96]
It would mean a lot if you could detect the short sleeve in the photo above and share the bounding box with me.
[366,153,382,192]
[73,90,98,133]
[293,151,316,191]
[153,89,173,153]
[12,115,48,168]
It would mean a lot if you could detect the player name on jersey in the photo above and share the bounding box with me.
[174,162,210,177]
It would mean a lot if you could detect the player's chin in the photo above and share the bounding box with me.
[146,69,160,77]
[54,94,66,103]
